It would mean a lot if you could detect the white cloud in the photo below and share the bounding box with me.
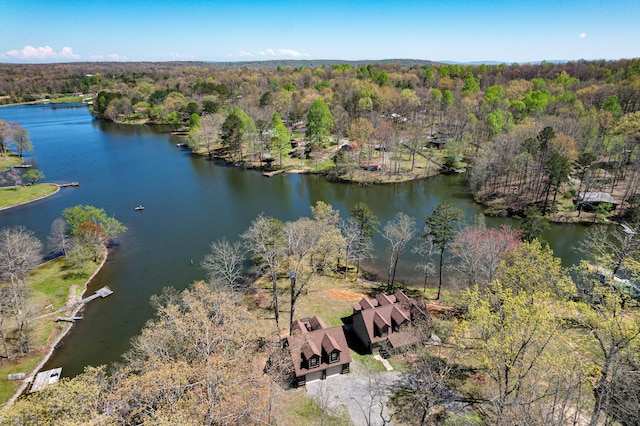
[88,53,128,61]
[230,48,310,59]
[2,45,80,61]
[258,48,309,58]
[579,32,587,39]
[228,50,254,58]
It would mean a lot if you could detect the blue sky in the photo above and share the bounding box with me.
[1,0,639,63]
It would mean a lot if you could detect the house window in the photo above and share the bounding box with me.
[375,324,388,338]
[308,356,319,368]
[329,351,339,363]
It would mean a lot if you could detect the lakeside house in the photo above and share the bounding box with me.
[360,161,382,171]
[287,316,352,387]
[575,192,619,211]
[340,141,360,152]
[350,291,430,353]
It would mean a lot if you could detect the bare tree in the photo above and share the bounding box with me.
[10,123,32,158]
[0,286,14,358]
[201,238,245,289]
[450,223,522,289]
[576,222,640,275]
[340,216,375,280]
[191,112,225,157]
[283,217,322,333]
[0,120,11,156]
[242,214,285,328]
[0,226,42,355]
[412,235,436,293]
[382,212,416,292]
[47,217,70,257]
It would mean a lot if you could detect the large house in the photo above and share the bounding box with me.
[287,316,352,386]
[351,291,429,353]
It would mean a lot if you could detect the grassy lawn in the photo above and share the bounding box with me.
[0,154,22,169]
[0,257,101,405]
[0,184,58,209]
[49,95,93,104]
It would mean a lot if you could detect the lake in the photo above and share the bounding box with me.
[0,104,588,376]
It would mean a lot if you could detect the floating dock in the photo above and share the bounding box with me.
[30,368,62,393]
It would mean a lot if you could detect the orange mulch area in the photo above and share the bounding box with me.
[323,288,367,302]
[426,303,465,319]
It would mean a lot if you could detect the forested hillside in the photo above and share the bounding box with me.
[2,58,640,219]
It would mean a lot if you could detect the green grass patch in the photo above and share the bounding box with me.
[349,350,388,372]
[0,153,22,169]
[0,184,57,209]
[29,257,94,311]
[49,95,92,104]
[0,353,45,403]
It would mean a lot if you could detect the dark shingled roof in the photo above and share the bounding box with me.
[288,316,352,379]
[352,290,430,348]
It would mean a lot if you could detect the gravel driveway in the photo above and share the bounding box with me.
[306,359,402,426]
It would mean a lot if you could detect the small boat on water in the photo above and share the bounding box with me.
[134,205,144,211]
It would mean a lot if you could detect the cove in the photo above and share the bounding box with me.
[0,105,589,377]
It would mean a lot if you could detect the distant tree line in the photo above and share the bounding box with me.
[3,58,640,215]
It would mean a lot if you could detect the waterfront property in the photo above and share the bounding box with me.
[287,316,352,387]
[351,291,430,353]
[575,192,619,211]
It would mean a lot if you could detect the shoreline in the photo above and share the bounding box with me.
[5,251,108,405]
[0,183,61,211]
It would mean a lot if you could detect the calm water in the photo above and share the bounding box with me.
[0,105,588,376]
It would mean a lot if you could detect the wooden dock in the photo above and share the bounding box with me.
[30,368,62,393]
[80,286,113,304]
[263,170,285,177]
[56,314,83,323]
[58,182,79,187]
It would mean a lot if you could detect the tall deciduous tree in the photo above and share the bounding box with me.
[424,201,463,299]
[306,98,334,147]
[242,214,285,328]
[350,202,380,274]
[576,222,640,275]
[47,217,70,257]
[382,212,416,292]
[0,226,42,356]
[270,112,291,168]
[11,123,32,158]
[190,112,224,157]
[61,205,126,270]
[284,217,322,332]
[460,282,570,425]
[201,238,245,289]
[451,223,522,288]
[116,282,272,424]
[221,107,255,162]
[497,239,576,299]
[0,120,12,156]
